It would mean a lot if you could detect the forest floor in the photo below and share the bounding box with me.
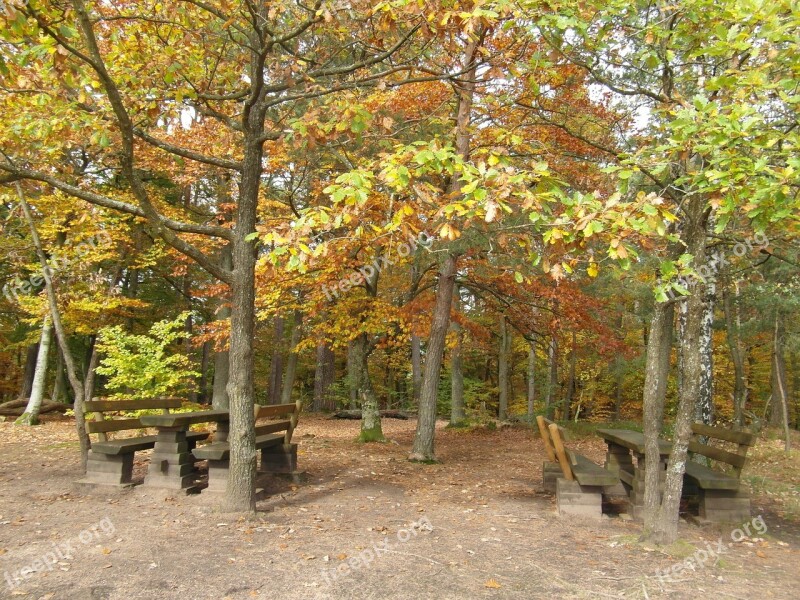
[0,415,798,600]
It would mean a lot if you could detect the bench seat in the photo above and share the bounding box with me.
[684,460,740,490]
[567,451,620,487]
[92,431,209,456]
[194,433,284,461]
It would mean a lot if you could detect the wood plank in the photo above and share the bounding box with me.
[193,443,229,461]
[536,416,557,463]
[548,423,574,481]
[254,403,297,418]
[688,440,747,469]
[87,418,143,434]
[691,423,756,446]
[684,461,740,490]
[596,428,672,456]
[85,398,183,412]
[255,420,291,436]
[139,410,229,428]
[91,436,158,455]
[567,451,619,487]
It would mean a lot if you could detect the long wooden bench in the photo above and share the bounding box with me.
[77,397,210,488]
[193,400,301,492]
[543,420,620,518]
[683,423,756,522]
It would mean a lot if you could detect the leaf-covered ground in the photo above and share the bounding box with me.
[0,416,798,599]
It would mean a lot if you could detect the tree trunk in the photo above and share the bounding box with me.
[564,330,577,420]
[545,335,558,419]
[16,315,53,426]
[771,311,791,451]
[527,341,535,419]
[450,288,465,424]
[641,300,674,527]
[353,332,384,442]
[723,278,747,426]
[410,253,457,461]
[498,315,510,421]
[697,270,716,426]
[198,340,210,404]
[17,185,89,468]
[280,310,302,405]
[411,334,422,404]
[52,346,67,404]
[646,196,708,545]
[212,246,233,410]
[18,343,38,400]
[267,315,285,405]
[313,341,335,411]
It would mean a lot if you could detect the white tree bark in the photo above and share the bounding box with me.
[15,315,53,426]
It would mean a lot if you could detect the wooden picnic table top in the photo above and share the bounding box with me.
[140,410,229,428]
[596,428,672,456]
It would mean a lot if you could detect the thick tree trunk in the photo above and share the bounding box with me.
[280,311,302,405]
[410,253,457,461]
[411,334,422,404]
[498,315,510,421]
[647,196,708,545]
[641,300,674,527]
[527,341,536,419]
[450,289,465,424]
[723,278,747,426]
[353,333,384,442]
[18,343,38,400]
[267,315,285,405]
[16,315,53,426]
[313,341,335,412]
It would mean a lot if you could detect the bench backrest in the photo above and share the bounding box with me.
[536,416,557,463]
[84,397,182,442]
[689,423,757,477]
[253,398,302,445]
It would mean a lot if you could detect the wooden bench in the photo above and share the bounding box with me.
[536,416,565,493]
[78,397,210,488]
[683,423,756,523]
[543,420,620,518]
[193,400,301,492]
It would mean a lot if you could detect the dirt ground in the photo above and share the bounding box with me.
[0,415,798,600]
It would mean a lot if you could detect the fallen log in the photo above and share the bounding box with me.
[0,399,70,417]
[331,409,412,420]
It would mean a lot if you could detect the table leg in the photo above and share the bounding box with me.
[214,420,229,443]
[143,427,198,491]
[629,452,668,519]
[603,441,634,475]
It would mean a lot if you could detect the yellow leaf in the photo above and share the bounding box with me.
[484,579,502,589]
[587,263,599,277]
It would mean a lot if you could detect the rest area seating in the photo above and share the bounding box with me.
[78,397,209,488]
[193,400,301,492]
[683,422,756,522]
[537,416,620,518]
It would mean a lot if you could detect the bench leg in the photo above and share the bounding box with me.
[699,489,751,523]
[259,443,298,474]
[556,479,602,519]
[542,461,564,493]
[78,451,135,488]
[143,429,197,491]
[205,458,229,493]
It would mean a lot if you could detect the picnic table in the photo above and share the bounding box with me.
[139,410,229,491]
[596,428,672,518]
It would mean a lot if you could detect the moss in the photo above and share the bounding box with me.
[357,424,386,443]
[409,457,440,465]
[446,419,471,429]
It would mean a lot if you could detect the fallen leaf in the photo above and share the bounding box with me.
[756,550,767,558]
[485,579,502,589]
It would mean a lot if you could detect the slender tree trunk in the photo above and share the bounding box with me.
[411,334,422,404]
[545,335,558,419]
[723,278,747,426]
[17,185,89,468]
[498,315,510,421]
[52,347,66,404]
[347,341,358,410]
[212,240,233,410]
[450,288,465,424]
[527,341,536,419]
[267,315,285,405]
[564,330,577,420]
[16,315,53,426]
[313,341,334,411]
[641,300,674,528]
[647,196,709,545]
[199,340,210,404]
[280,311,302,405]
[771,311,791,450]
[697,268,716,426]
